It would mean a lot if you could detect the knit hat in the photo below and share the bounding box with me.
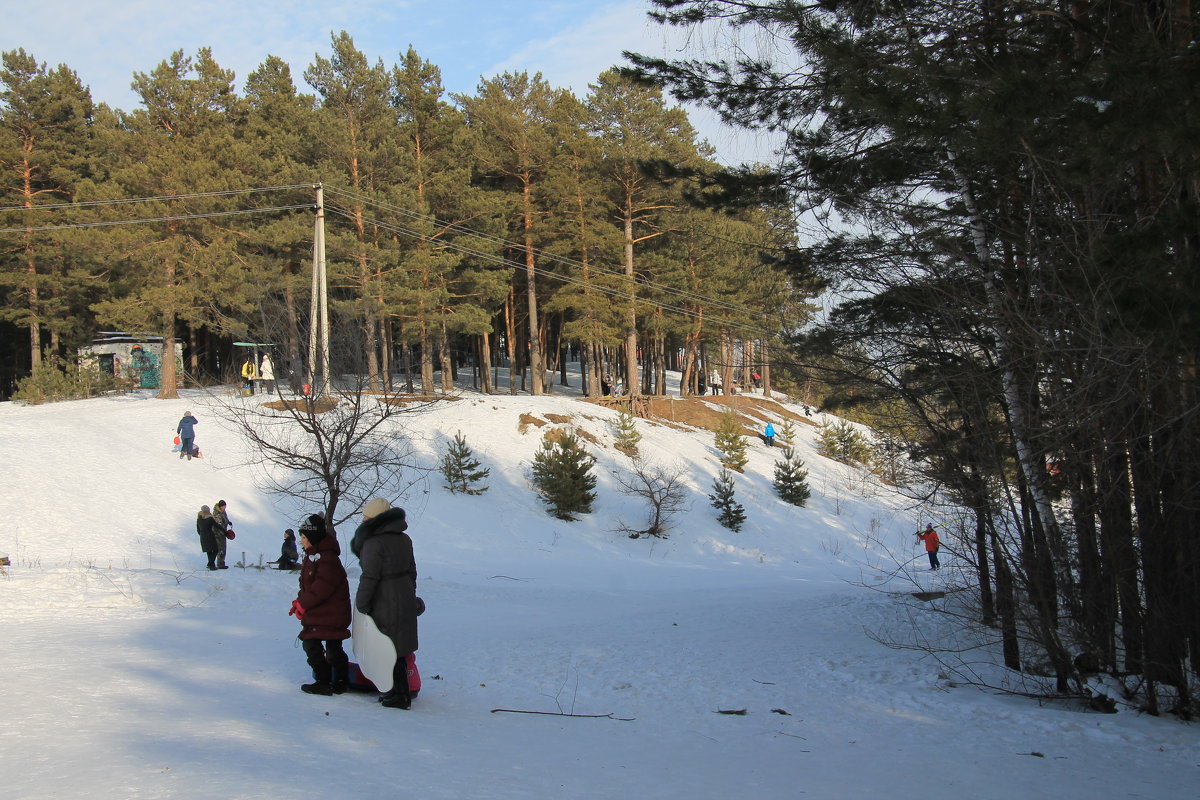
[299,513,327,544]
[216,500,227,509]
[200,505,211,514]
[362,497,391,521]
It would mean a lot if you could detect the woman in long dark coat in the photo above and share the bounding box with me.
[351,498,418,709]
[291,513,352,695]
[195,505,219,570]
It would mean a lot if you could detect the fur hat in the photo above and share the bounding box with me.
[299,513,326,544]
[363,497,391,521]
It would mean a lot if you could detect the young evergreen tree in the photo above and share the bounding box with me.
[713,410,748,472]
[613,404,641,457]
[530,430,597,520]
[440,431,490,495]
[816,419,871,465]
[779,418,798,449]
[709,467,745,532]
[773,445,811,507]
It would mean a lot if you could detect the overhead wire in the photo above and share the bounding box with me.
[322,184,771,321]
[322,202,784,340]
[0,182,796,341]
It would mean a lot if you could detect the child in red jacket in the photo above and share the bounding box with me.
[917,524,941,570]
[290,513,352,695]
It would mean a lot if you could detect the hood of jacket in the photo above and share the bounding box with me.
[351,506,408,559]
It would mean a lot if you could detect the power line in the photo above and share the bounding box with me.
[323,202,783,340]
[0,184,314,214]
[0,204,314,235]
[322,184,771,321]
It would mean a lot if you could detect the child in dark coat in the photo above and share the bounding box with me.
[290,513,352,695]
[277,529,299,570]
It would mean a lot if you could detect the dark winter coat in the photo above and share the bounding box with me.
[352,508,419,655]
[177,414,198,439]
[279,535,299,567]
[296,532,351,641]
[196,511,219,554]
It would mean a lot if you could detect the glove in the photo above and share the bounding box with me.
[289,600,306,619]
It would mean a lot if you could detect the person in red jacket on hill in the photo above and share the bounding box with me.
[290,513,352,695]
[917,523,941,570]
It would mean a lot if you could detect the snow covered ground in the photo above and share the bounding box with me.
[1,370,1196,800]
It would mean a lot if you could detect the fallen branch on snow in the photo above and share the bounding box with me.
[490,708,635,721]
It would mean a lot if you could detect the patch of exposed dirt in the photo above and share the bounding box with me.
[379,394,463,407]
[583,394,813,435]
[519,412,600,445]
[260,397,339,414]
[518,413,547,433]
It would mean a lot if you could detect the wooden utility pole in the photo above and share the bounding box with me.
[309,184,330,396]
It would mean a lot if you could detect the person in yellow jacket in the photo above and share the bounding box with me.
[241,357,258,395]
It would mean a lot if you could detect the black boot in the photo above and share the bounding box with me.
[301,681,333,695]
[379,655,411,709]
[330,661,350,695]
[302,641,334,695]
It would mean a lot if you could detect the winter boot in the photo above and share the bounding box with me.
[330,661,350,695]
[302,644,334,695]
[379,656,412,709]
[301,680,333,695]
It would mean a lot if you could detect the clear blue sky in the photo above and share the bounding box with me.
[1,0,779,164]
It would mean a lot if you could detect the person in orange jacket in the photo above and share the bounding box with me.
[917,523,941,570]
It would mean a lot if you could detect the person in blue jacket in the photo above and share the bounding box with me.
[177,411,198,461]
[764,422,776,447]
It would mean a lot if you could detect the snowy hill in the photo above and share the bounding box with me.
[0,376,1196,800]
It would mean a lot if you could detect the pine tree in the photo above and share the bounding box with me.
[773,446,811,507]
[713,410,748,472]
[780,419,798,449]
[613,404,641,457]
[440,431,490,495]
[530,430,596,520]
[709,468,745,532]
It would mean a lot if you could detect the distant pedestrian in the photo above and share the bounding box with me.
[211,500,232,569]
[176,411,198,461]
[195,505,220,571]
[260,354,275,393]
[752,372,761,389]
[241,357,257,394]
[291,513,352,695]
[764,422,776,447]
[917,523,941,570]
[277,528,299,570]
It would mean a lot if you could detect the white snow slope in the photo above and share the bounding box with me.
[0,373,1196,800]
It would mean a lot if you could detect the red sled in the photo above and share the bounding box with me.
[348,653,421,697]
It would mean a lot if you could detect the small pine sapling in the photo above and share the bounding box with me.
[714,411,749,472]
[709,468,746,531]
[530,430,597,520]
[780,418,798,448]
[773,446,811,506]
[614,404,642,457]
[441,431,491,495]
